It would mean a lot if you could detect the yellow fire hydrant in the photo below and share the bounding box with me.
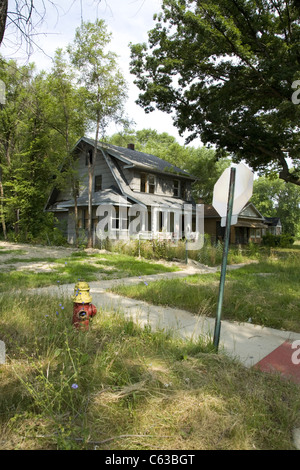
[72,281,97,330]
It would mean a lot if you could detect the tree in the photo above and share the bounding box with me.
[68,19,128,247]
[0,1,102,52]
[0,58,35,238]
[45,48,88,246]
[0,0,7,45]
[0,54,86,243]
[0,0,58,53]
[251,175,300,236]
[130,0,300,186]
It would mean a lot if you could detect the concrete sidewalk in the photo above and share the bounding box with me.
[29,267,300,449]
[35,268,300,374]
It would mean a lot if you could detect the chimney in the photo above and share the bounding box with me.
[127,143,135,150]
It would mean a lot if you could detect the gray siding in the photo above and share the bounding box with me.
[77,148,116,197]
[123,167,193,201]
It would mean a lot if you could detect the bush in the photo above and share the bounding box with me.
[262,233,295,248]
[279,234,295,247]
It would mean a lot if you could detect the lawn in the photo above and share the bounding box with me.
[0,251,179,292]
[111,251,300,333]
[1,244,300,450]
[0,291,299,450]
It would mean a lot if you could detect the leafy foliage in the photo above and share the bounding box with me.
[251,175,300,236]
[130,0,300,186]
[0,19,128,244]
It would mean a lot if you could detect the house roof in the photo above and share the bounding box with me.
[55,187,132,209]
[79,137,195,180]
[45,136,196,212]
[264,217,282,226]
[204,202,266,222]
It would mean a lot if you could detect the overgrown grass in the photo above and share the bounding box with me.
[106,237,279,266]
[111,252,300,332]
[1,292,299,450]
[0,252,179,292]
[0,249,27,255]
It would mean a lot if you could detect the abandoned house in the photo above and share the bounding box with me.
[45,137,281,246]
[204,202,276,244]
[45,137,198,245]
[263,217,282,236]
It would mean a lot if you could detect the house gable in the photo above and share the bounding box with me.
[76,141,116,197]
[239,202,265,220]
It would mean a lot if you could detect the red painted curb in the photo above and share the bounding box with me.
[254,340,300,384]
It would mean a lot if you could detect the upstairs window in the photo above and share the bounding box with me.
[141,173,147,193]
[94,175,102,192]
[85,149,93,166]
[180,181,187,199]
[140,173,156,194]
[148,175,155,194]
[173,179,180,197]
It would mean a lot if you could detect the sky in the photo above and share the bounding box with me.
[2,0,201,146]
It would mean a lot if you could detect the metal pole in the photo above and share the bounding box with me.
[185,239,188,264]
[213,167,236,351]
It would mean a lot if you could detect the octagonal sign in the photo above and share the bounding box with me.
[213,162,254,226]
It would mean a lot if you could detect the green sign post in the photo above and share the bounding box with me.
[213,167,236,351]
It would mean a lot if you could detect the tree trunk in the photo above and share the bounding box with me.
[87,115,100,248]
[0,0,8,45]
[74,184,79,248]
[0,175,7,240]
[15,208,20,237]
[87,158,93,248]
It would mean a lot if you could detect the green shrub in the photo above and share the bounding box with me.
[262,233,295,248]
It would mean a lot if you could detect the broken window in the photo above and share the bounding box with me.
[173,179,180,197]
[85,149,93,166]
[94,175,102,192]
[140,173,156,194]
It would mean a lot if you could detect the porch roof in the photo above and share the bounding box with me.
[235,220,268,229]
[55,188,132,209]
[53,188,193,211]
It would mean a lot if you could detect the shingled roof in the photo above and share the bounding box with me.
[80,137,195,179]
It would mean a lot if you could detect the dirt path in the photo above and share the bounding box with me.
[0,240,214,275]
[0,241,77,259]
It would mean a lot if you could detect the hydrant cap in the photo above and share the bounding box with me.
[73,281,92,303]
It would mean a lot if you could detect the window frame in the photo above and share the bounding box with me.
[173,179,180,197]
[85,149,93,166]
[94,174,102,192]
[140,173,156,194]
